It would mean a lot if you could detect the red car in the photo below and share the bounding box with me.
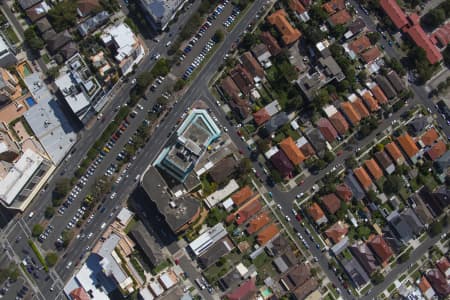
[295,214,302,222]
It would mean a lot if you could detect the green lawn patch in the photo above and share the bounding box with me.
[253,252,270,268]
[130,256,146,282]
[421,175,438,191]
[151,259,172,275]
[328,283,339,298]
[124,217,137,234]
[28,240,48,272]
[323,293,335,300]
[41,53,50,64]
[399,274,407,282]
[398,187,410,201]
[411,269,421,280]
[4,27,19,44]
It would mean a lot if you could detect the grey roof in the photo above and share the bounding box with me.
[330,236,349,255]
[46,30,72,53]
[386,70,405,93]
[208,156,238,184]
[435,150,450,173]
[381,225,403,254]
[374,151,395,174]
[251,43,270,58]
[19,0,41,9]
[349,242,378,275]
[139,0,184,30]
[418,186,449,217]
[78,11,110,37]
[130,221,164,267]
[219,269,241,291]
[318,56,345,81]
[60,42,78,60]
[198,238,233,269]
[141,167,200,233]
[376,75,396,99]
[266,235,289,257]
[344,173,365,201]
[273,256,289,273]
[343,258,370,288]
[305,128,327,156]
[98,233,128,284]
[264,112,289,134]
[349,18,366,34]
[35,18,52,33]
[409,193,434,225]
[387,211,413,243]
[408,116,428,135]
[402,208,424,235]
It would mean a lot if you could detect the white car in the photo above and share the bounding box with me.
[131,78,136,85]
[276,204,282,210]
[285,215,291,222]
[110,192,117,199]
[296,193,304,199]
[87,232,93,239]
[66,261,72,269]
[137,104,144,110]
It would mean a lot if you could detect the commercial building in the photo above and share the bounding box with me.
[0,34,17,68]
[138,0,187,31]
[0,67,20,104]
[188,223,228,256]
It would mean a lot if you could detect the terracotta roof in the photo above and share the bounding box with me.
[70,288,90,300]
[221,76,241,98]
[421,128,439,146]
[361,46,382,63]
[329,111,350,135]
[317,118,338,142]
[267,9,302,45]
[364,159,383,180]
[368,235,394,265]
[231,186,253,206]
[230,65,254,95]
[260,31,282,56]
[385,142,405,163]
[299,143,316,158]
[279,137,306,165]
[246,212,271,234]
[77,0,101,17]
[426,268,450,297]
[379,0,408,29]
[371,85,388,104]
[321,193,341,214]
[253,108,270,126]
[270,150,294,178]
[322,0,345,14]
[257,223,280,246]
[427,140,447,161]
[349,35,371,54]
[404,19,443,65]
[351,98,370,118]
[432,22,450,47]
[336,183,353,202]
[362,91,380,112]
[397,133,420,159]
[226,279,257,300]
[328,10,352,26]
[227,197,262,225]
[241,51,264,79]
[418,276,432,294]
[293,278,319,300]
[353,167,372,191]
[436,256,450,277]
[308,202,326,222]
[289,0,306,14]
[285,264,311,288]
[325,221,349,243]
[340,101,361,126]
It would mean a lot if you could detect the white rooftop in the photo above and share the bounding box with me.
[0,149,43,205]
[98,233,129,285]
[101,23,137,61]
[159,272,177,289]
[54,72,90,114]
[322,104,338,118]
[204,179,239,208]
[116,207,134,226]
[149,281,164,296]
[139,287,155,300]
[188,223,227,256]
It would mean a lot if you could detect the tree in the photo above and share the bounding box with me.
[32,224,44,237]
[61,230,74,248]
[45,252,58,267]
[421,8,446,29]
[383,174,402,195]
[174,79,185,91]
[24,28,44,51]
[45,67,60,81]
[213,29,224,43]
[53,178,70,200]
[429,221,443,236]
[323,150,335,164]
[397,249,411,263]
[443,47,450,67]
[239,158,252,174]
[357,226,371,240]
[44,206,55,219]
[367,190,380,204]
[240,33,258,50]
[367,32,380,44]
[371,272,385,284]
[47,1,78,32]
[345,157,358,169]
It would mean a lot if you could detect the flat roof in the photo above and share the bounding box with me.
[188,222,227,256]
[55,72,90,114]
[98,233,128,284]
[140,0,187,29]
[0,149,44,205]
[116,207,134,226]
[130,221,164,266]
[204,179,239,208]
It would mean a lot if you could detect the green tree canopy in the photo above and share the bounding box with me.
[45,252,58,267]
[32,224,44,237]
[24,28,44,51]
[48,1,78,32]
[44,206,55,219]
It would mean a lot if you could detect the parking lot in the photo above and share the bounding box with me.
[172,0,240,78]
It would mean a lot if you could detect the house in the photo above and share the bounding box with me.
[386,211,414,242]
[228,198,262,225]
[231,186,254,206]
[18,0,41,10]
[226,279,257,300]
[426,140,447,161]
[293,278,318,300]
[246,212,271,234]
[344,173,365,201]
[230,65,254,95]
[409,193,434,225]
[26,1,50,23]
[46,30,73,54]
[253,109,271,126]
[436,257,450,278]
[346,18,366,39]
[375,75,397,99]
[77,0,102,17]
[317,118,338,142]
[70,287,91,300]
[279,137,305,166]
[60,42,79,61]
[209,156,238,184]
[35,18,52,34]
[78,11,110,37]
[257,223,280,246]
[281,264,311,291]
[349,96,370,119]
[361,91,380,112]
[418,276,436,300]
[349,242,378,275]
[402,208,425,235]
[267,9,302,45]
[251,44,272,67]
[308,203,328,225]
[367,235,394,266]
[266,235,289,257]
[432,22,450,48]
[305,128,328,157]
[353,167,372,192]
[340,101,361,126]
[329,111,350,135]
[342,258,370,288]
[386,70,405,93]
[370,84,389,104]
[364,159,383,181]
[335,183,352,202]
[385,142,405,165]
[321,193,341,214]
[426,269,450,297]
[396,133,420,164]
[322,0,345,14]
[409,116,428,136]
[221,76,242,99]
[382,226,404,254]
[325,221,349,244]
[379,0,408,29]
[264,112,289,134]
[198,238,234,268]
[418,186,449,217]
[270,150,294,178]
[420,127,439,146]
[328,10,352,26]
[349,35,371,55]
[361,47,382,64]
[260,31,282,56]
[298,139,316,158]
[273,256,289,273]
[241,52,264,80]
[374,151,395,175]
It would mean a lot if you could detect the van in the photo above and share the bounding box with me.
[195,278,205,290]
[28,212,34,219]
[101,222,106,229]
[135,174,140,182]
[165,41,172,47]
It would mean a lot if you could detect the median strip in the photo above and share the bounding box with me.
[27,240,48,272]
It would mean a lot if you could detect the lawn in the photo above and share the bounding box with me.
[253,251,271,268]
[3,27,19,44]
[398,187,410,201]
[41,53,51,64]
[421,175,438,191]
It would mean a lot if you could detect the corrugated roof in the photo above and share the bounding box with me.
[279,137,306,165]
[267,9,302,45]
[257,223,280,246]
[364,159,383,180]
[397,133,419,159]
[353,166,372,191]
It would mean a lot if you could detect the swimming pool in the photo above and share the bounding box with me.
[26,97,36,107]
[261,288,272,298]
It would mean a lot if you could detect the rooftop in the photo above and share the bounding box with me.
[130,221,164,267]
[325,221,349,244]
[385,142,405,163]
[270,150,294,178]
[353,167,372,191]
[317,118,338,142]
[279,136,305,165]
[340,101,361,126]
[139,0,186,31]
[349,242,378,275]
[328,9,352,26]
[396,133,419,159]
[421,127,439,146]
[308,202,327,224]
[246,212,271,234]
[379,0,408,29]
[329,111,350,135]
[368,235,394,264]
[256,223,280,246]
[427,140,446,161]
[267,9,302,45]
[364,159,383,180]
[321,193,341,214]
[231,185,254,207]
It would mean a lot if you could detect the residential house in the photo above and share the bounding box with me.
[60,42,79,61]
[297,138,316,158]
[289,0,310,23]
[267,9,302,45]
[78,11,110,37]
[321,193,341,214]
[231,186,254,207]
[340,101,361,126]
[25,1,50,23]
[257,223,280,246]
[396,133,420,164]
[408,116,429,136]
[386,211,414,243]
[402,208,425,236]
[77,0,102,17]
[221,76,242,99]
[385,142,405,165]
[367,235,394,266]
[220,76,251,119]
[240,52,264,81]
[273,256,289,273]
[279,137,306,166]
[227,197,262,225]
[266,235,289,257]
[374,151,395,175]
[328,10,352,26]
[364,159,383,181]
[349,35,371,56]
[353,167,372,192]
[329,111,350,135]
[305,128,328,157]
[348,95,370,119]
[264,112,289,134]
[293,278,318,300]
[281,264,311,291]
[420,127,439,146]
[325,221,349,244]
[432,22,450,48]
[361,90,380,112]
[375,75,397,100]
[418,276,436,300]
[18,0,41,10]
[46,30,73,54]
[425,269,450,297]
[345,18,366,39]
[253,109,271,126]
[370,84,389,105]
[361,46,382,64]
[342,258,370,288]
[349,242,378,275]
[260,31,282,56]
[322,0,345,14]
[198,239,234,268]
[419,186,449,217]
[230,65,254,96]
[382,226,404,254]
[270,150,294,178]
[226,279,257,300]
[317,118,338,142]
[344,172,365,201]
[409,193,434,225]
[308,202,328,225]
[426,140,447,161]
[35,18,52,34]
[386,70,405,93]
[335,183,352,202]
[436,256,450,278]
[209,156,238,184]
[0,68,20,102]
[251,44,272,68]
[246,212,271,234]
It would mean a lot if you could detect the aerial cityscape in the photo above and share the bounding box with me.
[0,0,448,299]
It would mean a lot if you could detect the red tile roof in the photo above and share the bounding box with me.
[241,51,264,79]
[260,31,282,56]
[328,9,352,26]
[289,0,306,14]
[77,0,101,17]
[246,212,271,234]
[329,111,350,135]
[436,256,450,277]
[351,98,370,118]
[421,128,439,146]
[340,101,361,126]
[230,65,254,95]
[270,150,294,178]
[279,137,306,165]
[322,0,345,14]
[404,17,443,64]
[321,193,341,214]
[361,46,382,63]
[325,221,349,243]
[70,288,90,300]
[426,268,450,297]
[317,118,338,142]
[397,133,420,159]
[362,91,380,112]
[336,183,353,202]
[231,186,253,206]
[371,85,388,105]
[368,235,394,265]
[385,142,405,164]
[221,76,241,99]
[257,223,280,246]
[227,197,262,225]
[299,143,316,158]
[418,276,433,294]
[226,279,257,300]
[427,140,447,161]
[253,108,271,126]
[364,159,383,180]
[354,166,372,191]
[432,22,450,47]
[308,203,326,222]
[379,0,408,29]
[267,9,302,45]
[349,35,371,54]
